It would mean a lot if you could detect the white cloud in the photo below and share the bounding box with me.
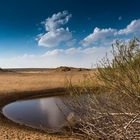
[0,47,112,68]
[81,27,117,47]
[44,11,72,31]
[42,47,98,56]
[38,11,74,48]
[81,19,140,47]
[38,28,72,48]
[2,16,140,68]
[118,19,140,35]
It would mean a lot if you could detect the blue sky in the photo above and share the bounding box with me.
[0,0,140,68]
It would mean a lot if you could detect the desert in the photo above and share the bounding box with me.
[0,67,92,140]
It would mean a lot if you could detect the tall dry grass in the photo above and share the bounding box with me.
[65,38,140,139]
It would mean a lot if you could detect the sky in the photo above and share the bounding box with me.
[0,0,140,68]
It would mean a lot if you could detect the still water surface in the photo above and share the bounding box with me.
[2,96,71,132]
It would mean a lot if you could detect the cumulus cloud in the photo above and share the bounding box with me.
[38,11,74,48]
[38,11,140,50]
[44,11,72,31]
[118,19,140,35]
[81,19,140,47]
[81,27,117,47]
[38,28,72,48]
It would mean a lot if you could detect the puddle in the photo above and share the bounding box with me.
[2,96,73,132]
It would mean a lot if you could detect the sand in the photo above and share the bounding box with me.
[0,69,92,140]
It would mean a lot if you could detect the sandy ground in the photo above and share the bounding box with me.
[0,69,92,140]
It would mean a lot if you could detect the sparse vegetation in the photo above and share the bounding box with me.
[1,39,140,139]
[66,38,140,139]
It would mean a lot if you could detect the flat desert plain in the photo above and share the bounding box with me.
[0,68,94,140]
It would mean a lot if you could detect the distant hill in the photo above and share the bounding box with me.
[55,66,91,72]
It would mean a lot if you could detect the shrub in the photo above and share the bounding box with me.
[66,38,140,139]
